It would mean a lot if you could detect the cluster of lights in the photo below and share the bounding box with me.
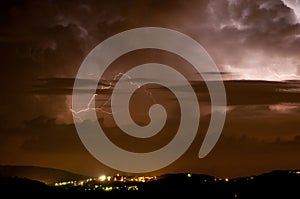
[54,173,240,189]
[97,174,157,183]
[53,171,300,194]
[214,178,230,182]
[54,181,74,186]
[54,173,157,192]
[54,180,86,186]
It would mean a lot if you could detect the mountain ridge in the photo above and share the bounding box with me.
[0,167,299,198]
[0,165,299,185]
[0,165,92,184]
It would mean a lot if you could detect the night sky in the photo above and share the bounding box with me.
[0,0,300,178]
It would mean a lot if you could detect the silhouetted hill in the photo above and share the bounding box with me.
[0,167,299,198]
[0,165,92,184]
[0,176,59,194]
[139,170,300,198]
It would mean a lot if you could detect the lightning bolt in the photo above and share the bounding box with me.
[70,72,156,120]
[267,68,300,81]
[272,72,300,80]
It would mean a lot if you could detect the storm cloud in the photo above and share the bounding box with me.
[0,0,299,178]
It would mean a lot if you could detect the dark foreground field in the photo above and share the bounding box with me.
[0,170,299,198]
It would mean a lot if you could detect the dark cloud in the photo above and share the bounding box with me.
[157,80,300,106]
[223,104,300,141]
[30,77,300,106]
[224,80,300,105]
[0,115,78,152]
[27,76,300,146]
[1,0,299,125]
